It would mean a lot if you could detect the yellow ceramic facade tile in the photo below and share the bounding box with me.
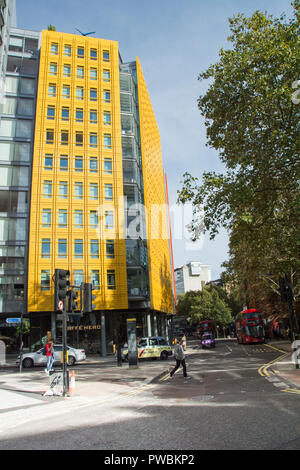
[28,30,128,312]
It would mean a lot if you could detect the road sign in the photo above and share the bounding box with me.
[58,300,64,311]
[6,318,21,324]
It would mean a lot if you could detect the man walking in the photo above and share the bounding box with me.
[170,339,191,382]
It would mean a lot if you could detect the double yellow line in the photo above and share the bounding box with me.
[258,344,289,377]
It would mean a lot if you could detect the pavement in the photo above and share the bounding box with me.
[0,339,299,412]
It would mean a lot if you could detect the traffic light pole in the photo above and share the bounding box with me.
[62,299,68,396]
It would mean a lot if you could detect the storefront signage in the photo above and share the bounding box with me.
[6,318,21,324]
[67,325,101,331]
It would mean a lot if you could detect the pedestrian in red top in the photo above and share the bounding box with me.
[45,338,54,375]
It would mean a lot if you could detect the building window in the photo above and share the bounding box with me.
[59,181,68,199]
[105,211,114,229]
[90,88,97,101]
[91,270,100,289]
[90,49,97,60]
[76,108,83,122]
[64,45,71,56]
[74,239,83,258]
[77,47,84,59]
[49,62,57,75]
[103,90,110,103]
[90,68,97,80]
[48,84,56,97]
[63,64,71,77]
[47,105,55,120]
[41,270,50,290]
[103,70,110,82]
[74,210,83,229]
[75,132,83,146]
[90,211,98,229]
[103,111,111,125]
[75,156,83,171]
[104,134,111,149]
[51,43,58,55]
[75,156,83,172]
[90,110,97,124]
[61,107,69,121]
[106,239,114,259]
[89,183,98,200]
[58,209,67,228]
[74,270,83,287]
[89,133,97,147]
[104,183,113,201]
[90,239,99,258]
[41,239,50,258]
[44,154,53,170]
[60,155,68,171]
[103,50,110,62]
[61,131,69,145]
[43,180,52,198]
[107,270,116,290]
[42,209,51,227]
[90,157,98,172]
[76,87,84,100]
[58,239,67,258]
[62,85,70,99]
[74,182,83,199]
[77,66,84,79]
[104,158,112,174]
[46,129,54,145]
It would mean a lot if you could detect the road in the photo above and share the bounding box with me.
[0,339,299,451]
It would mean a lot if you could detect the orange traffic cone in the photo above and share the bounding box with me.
[68,370,76,396]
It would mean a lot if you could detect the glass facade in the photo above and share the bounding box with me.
[0,26,39,315]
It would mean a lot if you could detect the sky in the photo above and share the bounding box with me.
[15,0,295,279]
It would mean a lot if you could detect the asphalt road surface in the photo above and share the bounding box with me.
[0,339,299,451]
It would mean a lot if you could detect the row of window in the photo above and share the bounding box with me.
[47,106,111,124]
[42,208,114,230]
[50,43,110,62]
[41,269,116,291]
[49,63,110,82]
[48,82,110,99]
[41,238,114,259]
[45,129,112,148]
[43,181,113,201]
[43,155,112,173]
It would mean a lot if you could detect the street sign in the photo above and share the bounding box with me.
[58,300,64,311]
[6,318,21,324]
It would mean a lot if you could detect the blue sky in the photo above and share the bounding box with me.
[15,0,294,279]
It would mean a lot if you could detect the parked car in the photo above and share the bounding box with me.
[201,333,216,349]
[16,344,86,368]
[121,336,172,361]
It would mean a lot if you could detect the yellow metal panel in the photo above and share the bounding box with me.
[28,30,128,313]
[136,58,174,315]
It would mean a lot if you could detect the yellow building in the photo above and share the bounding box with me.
[27,30,174,353]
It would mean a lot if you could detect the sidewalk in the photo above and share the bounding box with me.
[268,340,300,387]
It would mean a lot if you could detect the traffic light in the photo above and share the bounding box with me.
[54,269,70,311]
[84,283,96,312]
[67,289,78,313]
[279,275,293,303]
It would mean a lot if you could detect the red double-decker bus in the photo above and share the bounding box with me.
[235,309,265,344]
[197,320,214,339]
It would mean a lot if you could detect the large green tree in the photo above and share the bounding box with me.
[178,3,300,311]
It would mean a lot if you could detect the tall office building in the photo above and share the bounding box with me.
[25,30,175,352]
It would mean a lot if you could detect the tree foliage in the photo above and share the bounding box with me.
[177,285,236,325]
[178,3,300,313]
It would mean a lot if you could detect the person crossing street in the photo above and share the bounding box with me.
[169,339,191,382]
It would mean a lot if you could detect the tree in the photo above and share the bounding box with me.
[48,24,56,31]
[178,3,300,313]
[177,286,234,326]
